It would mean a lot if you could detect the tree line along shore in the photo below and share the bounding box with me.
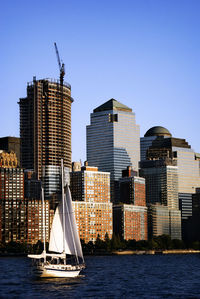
[1,234,200,256]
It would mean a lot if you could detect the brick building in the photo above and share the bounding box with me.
[0,167,25,243]
[70,163,112,243]
[113,167,148,241]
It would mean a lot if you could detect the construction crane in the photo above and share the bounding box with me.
[54,42,65,85]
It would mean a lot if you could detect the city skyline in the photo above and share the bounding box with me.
[1,0,200,162]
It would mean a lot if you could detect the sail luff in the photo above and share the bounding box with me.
[49,185,84,261]
[61,159,65,254]
[64,189,79,264]
[65,185,84,261]
[42,186,46,262]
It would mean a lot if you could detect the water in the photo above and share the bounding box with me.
[0,254,200,298]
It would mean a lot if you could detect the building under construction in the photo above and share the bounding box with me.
[19,44,73,184]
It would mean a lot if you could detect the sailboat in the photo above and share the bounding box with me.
[28,160,85,278]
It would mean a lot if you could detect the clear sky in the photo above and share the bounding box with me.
[0,0,200,162]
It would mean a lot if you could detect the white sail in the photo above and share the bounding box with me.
[49,185,84,261]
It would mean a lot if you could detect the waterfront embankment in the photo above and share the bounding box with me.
[113,249,200,255]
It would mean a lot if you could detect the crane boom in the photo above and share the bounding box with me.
[54,42,65,84]
[54,42,61,70]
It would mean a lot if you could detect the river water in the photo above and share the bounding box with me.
[0,254,200,298]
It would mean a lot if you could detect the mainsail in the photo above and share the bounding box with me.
[49,185,84,261]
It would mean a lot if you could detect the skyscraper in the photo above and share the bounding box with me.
[19,77,73,188]
[140,126,200,240]
[87,98,140,202]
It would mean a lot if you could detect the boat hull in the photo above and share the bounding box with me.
[33,264,83,278]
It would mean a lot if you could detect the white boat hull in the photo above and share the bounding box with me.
[33,264,84,278]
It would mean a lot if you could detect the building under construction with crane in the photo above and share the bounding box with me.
[19,44,73,198]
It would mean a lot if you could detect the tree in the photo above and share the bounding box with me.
[111,234,122,250]
[104,233,111,252]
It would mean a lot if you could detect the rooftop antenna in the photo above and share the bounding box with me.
[54,42,65,85]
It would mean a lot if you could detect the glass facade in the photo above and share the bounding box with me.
[140,165,179,209]
[42,165,70,199]
[87,100,140,202]
[173,147,200,194]
[140,136,157,161]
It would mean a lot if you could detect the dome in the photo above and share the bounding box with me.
[144,126,172,137]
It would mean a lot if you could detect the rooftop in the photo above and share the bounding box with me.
[93,98,132,113]
[144,126,172,137]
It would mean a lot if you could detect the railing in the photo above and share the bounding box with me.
[27,78,71,89]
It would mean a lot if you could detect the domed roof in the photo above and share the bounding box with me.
[144,126,172,137]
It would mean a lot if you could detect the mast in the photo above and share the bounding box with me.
[42,186,46,262]
[61,159,66,256]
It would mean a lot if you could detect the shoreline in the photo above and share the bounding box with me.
[112,249,200,255]
[0,249,200,257]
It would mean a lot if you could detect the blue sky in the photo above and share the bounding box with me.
[0,0,200,162]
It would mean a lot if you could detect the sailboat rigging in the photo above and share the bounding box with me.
[28,160,85,278]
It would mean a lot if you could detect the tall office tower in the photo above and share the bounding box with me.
[70,163,112,243]
[140,127,200,193]
[0,137,20,166]
[140,126,200,240]
[87,99,140,202]
[19,77,73,181]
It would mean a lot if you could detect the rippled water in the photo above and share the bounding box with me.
[0,254,200,298]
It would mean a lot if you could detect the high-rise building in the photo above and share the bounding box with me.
[70,163,112,243]
[140,127,200,193]
[140,127,200,241]
[26,198,50,245]
[0,167,25,243]
[87,98,140,202]
[113,167,147,241]
[19,77,73,181]
[24,170,51,244]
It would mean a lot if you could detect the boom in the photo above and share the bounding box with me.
[54,42,65,84]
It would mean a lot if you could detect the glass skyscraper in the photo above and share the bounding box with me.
[87,98,140,202]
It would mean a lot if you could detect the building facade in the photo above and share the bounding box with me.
[148,204,181,240]
[113,167,147,241]
[0,137,20,167]
[140,126,200,241]
[26,199,50,245]
[70,164,112,243]
[113,204,148,241]
[140,161,179,209]
[0,167,25,243]
[19,77,73,180]
[119,170,146,206]
[140,126,172,161]
[87,98,140,202]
